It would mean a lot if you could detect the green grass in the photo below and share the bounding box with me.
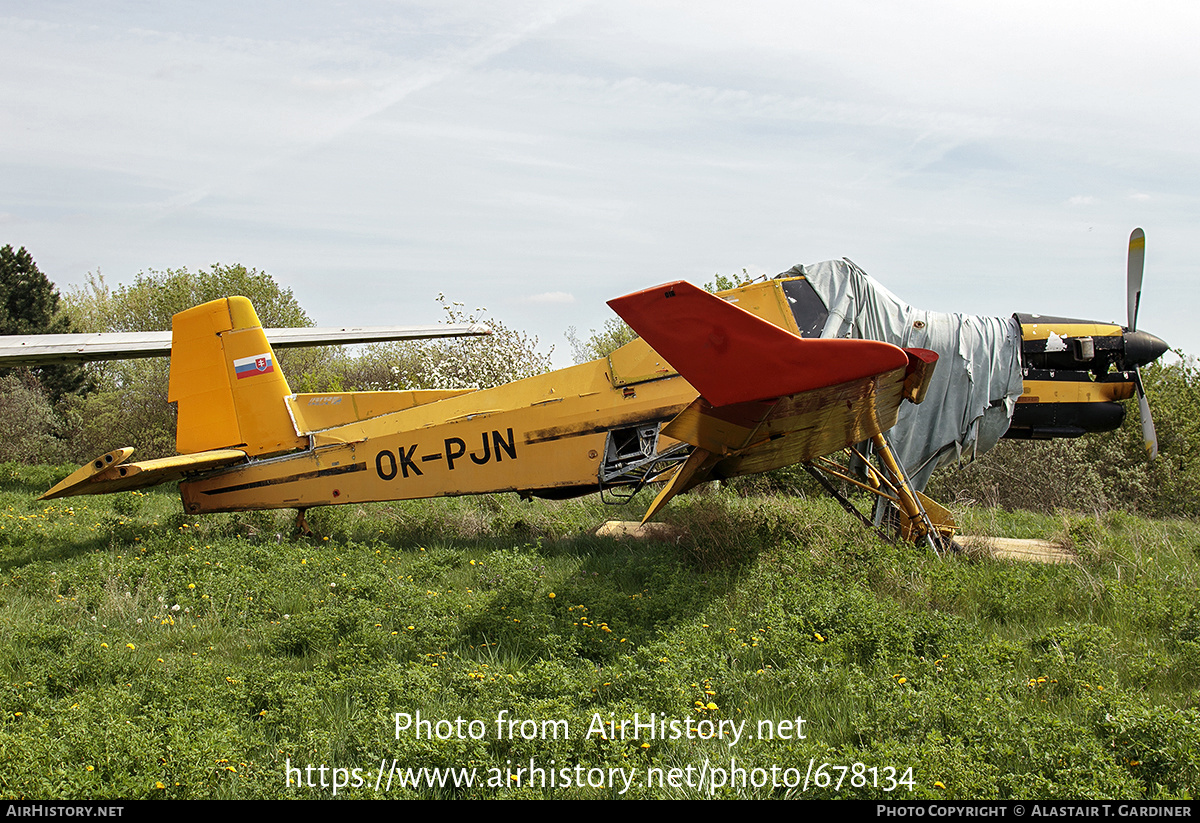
[1,463,1198,799]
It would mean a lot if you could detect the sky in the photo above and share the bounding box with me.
[3,0,1198,364]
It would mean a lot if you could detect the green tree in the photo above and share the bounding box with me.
[565,316,638,364]
[703,268,754,293]
[65,264,311,333]
[0,245,90,403]
[0,373,69,463]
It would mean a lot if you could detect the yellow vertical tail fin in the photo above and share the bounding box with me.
[168,297,306,456]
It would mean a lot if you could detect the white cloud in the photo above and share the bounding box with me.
[1,0,1197,361]
[521,291,576,304]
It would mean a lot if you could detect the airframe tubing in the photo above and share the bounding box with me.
[810,455,898,502]
[804,437,942,554]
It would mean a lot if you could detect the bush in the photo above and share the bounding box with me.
[331,295,552,391]
[0,373,68,464]
[927,355,1200,517]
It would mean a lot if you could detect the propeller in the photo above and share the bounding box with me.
[1126,227,1158,460]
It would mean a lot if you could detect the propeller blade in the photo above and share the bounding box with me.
[1135,366,1159,460]
[1127,227,1145,330]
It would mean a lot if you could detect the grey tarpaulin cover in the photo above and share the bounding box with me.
[781,259,1025,491]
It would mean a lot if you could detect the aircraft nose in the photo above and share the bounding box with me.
[1124,329,1169,367]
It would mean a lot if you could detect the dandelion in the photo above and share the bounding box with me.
[126,643,135,650]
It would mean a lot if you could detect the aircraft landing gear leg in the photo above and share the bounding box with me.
[295,508,313,537]
[870,433,948,556]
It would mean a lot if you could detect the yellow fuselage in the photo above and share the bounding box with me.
[179,280,805,514]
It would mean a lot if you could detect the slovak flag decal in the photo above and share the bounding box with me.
[234,353,275,379]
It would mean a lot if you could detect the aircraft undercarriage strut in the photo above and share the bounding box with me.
[804,433,958,555]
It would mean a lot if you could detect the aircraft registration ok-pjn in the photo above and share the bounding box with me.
[11,230,1168,553]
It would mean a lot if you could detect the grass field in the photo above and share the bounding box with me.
[2,462,1198,799]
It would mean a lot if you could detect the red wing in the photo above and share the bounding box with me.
[608,280,925,521]
[638,370,911,523]
[607,280,910,407]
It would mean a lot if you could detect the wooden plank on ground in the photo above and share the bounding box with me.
[960,535,1073,564]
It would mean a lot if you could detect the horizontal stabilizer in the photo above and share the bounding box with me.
[41,449,246,500]
[608,281,909,407]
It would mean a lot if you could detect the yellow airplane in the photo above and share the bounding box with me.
[14,230,1167,552]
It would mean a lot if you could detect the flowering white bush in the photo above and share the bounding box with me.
[335,295,553,391]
